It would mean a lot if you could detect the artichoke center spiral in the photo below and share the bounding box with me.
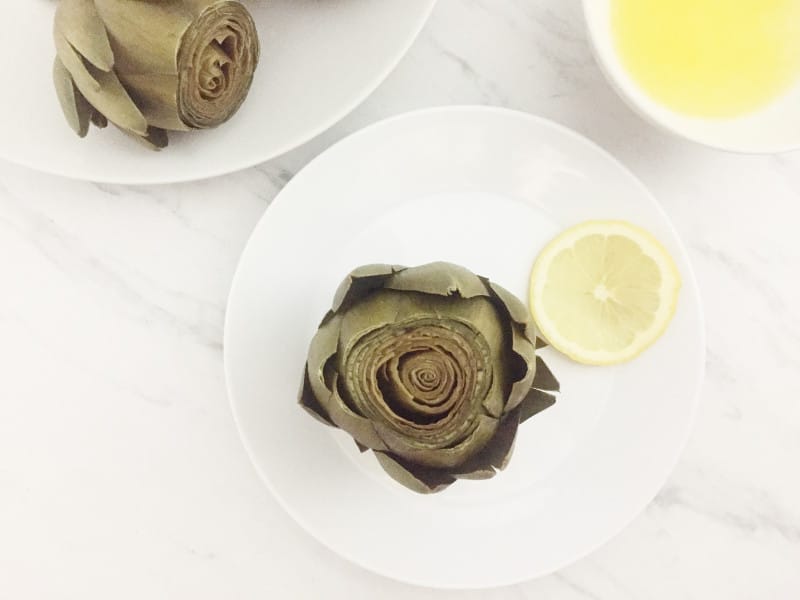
[177,1,259,129]
[377,349,458,423]
[197,40,232,100]
[342,318,493,449]
[401,351,451,398]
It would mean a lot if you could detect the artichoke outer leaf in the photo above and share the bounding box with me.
[335,289,416,350]
[323,374,388,452]
[116,73,189,132]
[386,262,490,299]
[93,0,196,68]
[480,371,505,419]
[116,125,168,151]
[303,314,392,451]
[52,58,91,137]
[504,324,538,414]
[298,370,335,427]
[519,389,557,424]
[305,314,343,402]
[532,356,560,392]
[374,414,499,470]
[453,407,521,477]
[486,280,531,327]
[54,32,100,91]
[318,309,337,328]
[451,465,497,481]
[354,440,368,453]
[331,264,402,313]
[338,290,503,359]
[66,56,149,136]
[142,127,169,150]
[90,110,108,129]
[55,0,114,71]
[374,452,456,494]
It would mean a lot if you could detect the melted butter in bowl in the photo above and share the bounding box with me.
[583,0,800,152]
[612,0,800,119]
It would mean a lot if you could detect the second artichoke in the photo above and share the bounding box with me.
[53,0,260,149]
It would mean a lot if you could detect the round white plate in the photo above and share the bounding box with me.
[0,0,436,184]
[224,107,705,589]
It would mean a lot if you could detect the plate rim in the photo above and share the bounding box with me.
[0,0,438,185]
[223,105,707,589]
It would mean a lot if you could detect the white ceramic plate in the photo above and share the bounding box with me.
[224,107,705,589]
[0,0,436,184]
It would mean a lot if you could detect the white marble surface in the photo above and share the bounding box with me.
[2,0,800,597]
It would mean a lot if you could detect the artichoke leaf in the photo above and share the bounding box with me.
[90,111,108,129]
[374,414,498,469]
[305,314,342,402]
[331,264,402,313]
[337,290,503,357]
[532,356,560,392]
[93,0,195,76]
[298,370,334,426]
[55,0,114,71]
[117,125,168,150]
[386,262,489,299]
[504,324,538,413]
[374,452,456,494]
[52,58,91,137]
[480,371,505,419]
[519,389,557,424]
[54,32,100,90]
[322,373,388,452]
[480,316,513,419]
[336,289,414,352]
[65,54,148,136]
[142,127,169,150]
[116,73,189,132]
[451,464,497,480]
[453,407,521,477]
[485,279,544,412]
[486,280,532,327]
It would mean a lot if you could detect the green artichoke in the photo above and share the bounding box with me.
[52,0,260,149]
[299,263,559,494]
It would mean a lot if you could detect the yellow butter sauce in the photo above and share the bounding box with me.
[612,0,800,118]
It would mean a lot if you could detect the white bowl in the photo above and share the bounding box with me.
[583,0,800,153]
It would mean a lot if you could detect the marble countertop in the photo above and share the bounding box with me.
[2,0,799,597]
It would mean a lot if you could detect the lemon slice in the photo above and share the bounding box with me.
[530,221,681,365]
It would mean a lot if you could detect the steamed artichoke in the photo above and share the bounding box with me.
[299,263,559,494]
[52,0,260,149]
